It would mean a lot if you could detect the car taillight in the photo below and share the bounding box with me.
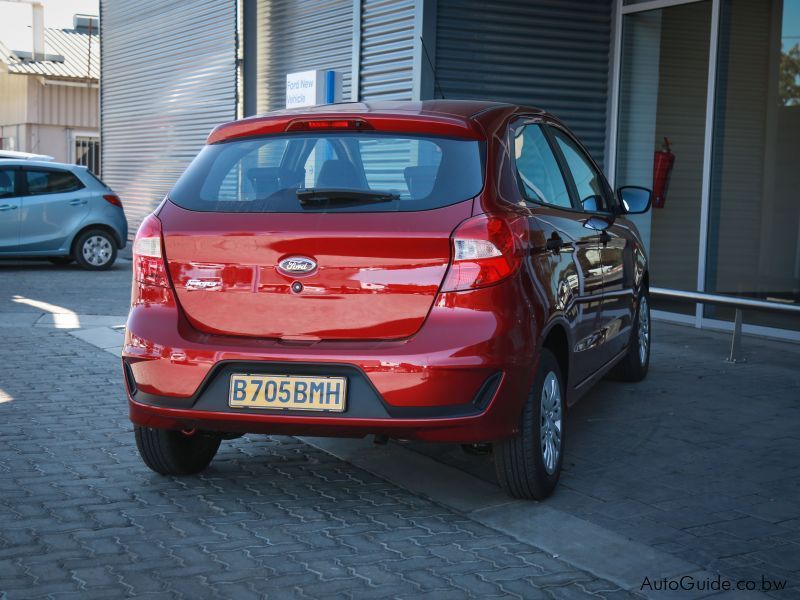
[133,214,169,288]
[102,194,122,207]
[441,215,525,292]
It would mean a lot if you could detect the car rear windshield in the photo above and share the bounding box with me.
[168,133,485,213]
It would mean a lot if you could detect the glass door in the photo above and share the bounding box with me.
[613,0,713,317]
[704,0,800,332]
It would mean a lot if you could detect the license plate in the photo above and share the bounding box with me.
[228,374,347,412]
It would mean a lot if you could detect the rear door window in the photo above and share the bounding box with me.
[169,133,484,213]
[512,124,572,209]
[549,128,611,213]
[24,169,84,195]
[0,168,17,198]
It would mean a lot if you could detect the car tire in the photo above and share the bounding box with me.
[134,426,221,475]
[612,291,651,382]
[494,348,564,500]
[73,229,117,270]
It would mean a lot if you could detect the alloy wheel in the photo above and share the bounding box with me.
[82,235,113,267]
[638,296,650,365]
[539,371,562,475]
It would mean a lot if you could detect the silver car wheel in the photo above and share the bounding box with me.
[638,296,650,365]
[82,235,113,267]
[540,371,562,475]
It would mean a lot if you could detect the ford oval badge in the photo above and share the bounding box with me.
[277,256,317,276]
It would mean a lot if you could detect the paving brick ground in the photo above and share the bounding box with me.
[0,261,635,599]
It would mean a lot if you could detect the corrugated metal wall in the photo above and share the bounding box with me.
[0,70,30,125]
[359,0,415,100]
[435,0,612,165]
[35,83,98,128]
[100,0,615,232]
[256,0,353,113]
[101,0,236,233]
[356,0,416,187]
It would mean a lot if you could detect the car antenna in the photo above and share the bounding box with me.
[420,36,446,99]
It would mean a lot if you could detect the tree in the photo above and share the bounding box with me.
[780,43,800,106]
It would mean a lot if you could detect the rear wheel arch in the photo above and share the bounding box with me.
[541,322,570,394]
[494,347,564,499]
[70,223,123,254]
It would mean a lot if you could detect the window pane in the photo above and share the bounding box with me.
[552,130,607,211]
[0,169,15,198]
[704,0,800,331]
[513,125,571,208]
[198,139,291,202]
[170,134,484,213]
[615,1,711,316]
[75,136,100,175]
[26,170,83,194]
[359,138,442,200]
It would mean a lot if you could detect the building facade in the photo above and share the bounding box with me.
[0,16,100,171]
[100,0,800,338]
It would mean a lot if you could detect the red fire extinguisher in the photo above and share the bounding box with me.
[652,137,675,209]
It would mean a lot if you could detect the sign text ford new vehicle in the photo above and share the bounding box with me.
[124,101,652,499]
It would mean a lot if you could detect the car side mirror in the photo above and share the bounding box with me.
[617,186,652,214]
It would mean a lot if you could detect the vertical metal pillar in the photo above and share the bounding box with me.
[727,308,743,362]
[242,0,258,117]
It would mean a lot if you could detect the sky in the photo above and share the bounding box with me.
[785,0,800,49]
[0,0,98,52]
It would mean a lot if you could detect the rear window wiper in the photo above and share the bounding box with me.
[296,188,399,205]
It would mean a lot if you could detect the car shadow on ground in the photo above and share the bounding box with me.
[401,378,626,488]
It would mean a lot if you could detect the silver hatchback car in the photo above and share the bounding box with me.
[0,160,128,270]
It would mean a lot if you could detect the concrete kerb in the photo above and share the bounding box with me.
[0,311,127,356]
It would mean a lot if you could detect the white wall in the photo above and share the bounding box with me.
[0,68,29,126]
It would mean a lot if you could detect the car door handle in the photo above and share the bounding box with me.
[68,199,87,206]
[531,232,569,254]
[0,204,18,211]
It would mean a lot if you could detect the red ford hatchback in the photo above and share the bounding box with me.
[124,101,652,499]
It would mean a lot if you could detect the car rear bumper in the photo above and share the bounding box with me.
[128,387,516,443]
[123,278,537,443]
